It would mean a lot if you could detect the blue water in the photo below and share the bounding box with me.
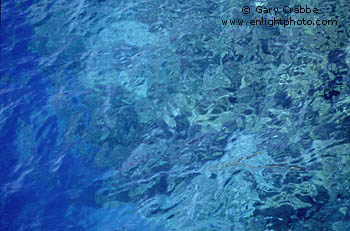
[2,0,350,231]
[1,2,162,231]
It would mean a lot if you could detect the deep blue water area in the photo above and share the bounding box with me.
[1,2,161,231]
[2,0,350,231]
